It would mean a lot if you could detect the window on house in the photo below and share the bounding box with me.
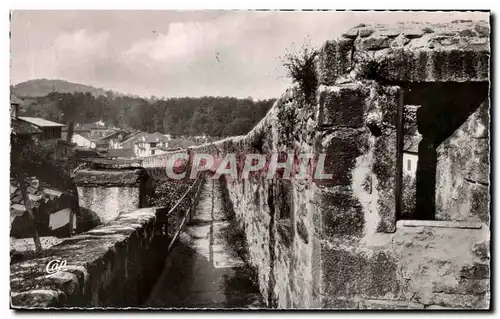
[150,142,157,148]
[407,159,411,171]
[151,149,155,155]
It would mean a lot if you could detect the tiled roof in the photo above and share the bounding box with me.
[75,132,101,142]
[404,134,422,154]
[98,130,132,141]
[74,122,109,130]
[18,117,65,128]
[132,133,172,144]
[121,131,148,145]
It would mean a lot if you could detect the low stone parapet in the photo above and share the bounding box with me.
[10,207,171,308]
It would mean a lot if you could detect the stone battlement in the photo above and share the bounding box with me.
[317,20,490,85]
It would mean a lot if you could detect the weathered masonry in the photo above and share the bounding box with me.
[75,162,152,229]
[9,20,490,310]
[189,20,490,309]
[10,163,200,308]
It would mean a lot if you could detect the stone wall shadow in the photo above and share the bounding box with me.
[403,82,489,219]
[77,207,102,233]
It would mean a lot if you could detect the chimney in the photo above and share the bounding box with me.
[10,102,19,119]
[66,121,75,143]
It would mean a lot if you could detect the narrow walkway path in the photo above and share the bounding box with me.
[146,179,264,309]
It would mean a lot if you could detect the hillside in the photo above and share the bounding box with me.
[12,79,108,98]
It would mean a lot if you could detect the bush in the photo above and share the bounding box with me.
[282,41,319,104]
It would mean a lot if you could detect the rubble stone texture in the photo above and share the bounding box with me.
[436,100,490,222]
[317,20,490,85]
[11,20,491,309]
[75,168,151,223]
[10,207,172,308]
[192,20,490,309]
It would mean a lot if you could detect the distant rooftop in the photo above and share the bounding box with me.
[136,132,171,143]
[74,121,112,130]
[18,117,65,128]
[404,134,422,154]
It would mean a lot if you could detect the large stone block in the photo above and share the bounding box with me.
[318,130,366,186]
[318,187,364,237]
[383,48,489,82]
[323,298,359,309]
[424,292,489,309]
[321,21,490,85]
[460,263,490,280]
[372,130,398,233]
[321,244,400,301]
[472,241,490,261]
[436,100,490,223]
[75,168,151,224]
[317,38,355,86]
[318,84,368,128]
[432,278,489,295]
[394,223,490,309]
[358,299,424,309]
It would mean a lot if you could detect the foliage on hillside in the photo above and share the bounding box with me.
[17,91,276,137]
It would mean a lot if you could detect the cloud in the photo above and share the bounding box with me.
[11,11,490,99]
[11,29,110,84]
[125,22,217,62]
[53,29,109,60]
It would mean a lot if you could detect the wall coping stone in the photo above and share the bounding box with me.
[74,168,148,187]
[399,220,483,229]
[318,20,490,85]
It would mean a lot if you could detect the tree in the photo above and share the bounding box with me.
[19,92,276,137]
[10,135,42,251]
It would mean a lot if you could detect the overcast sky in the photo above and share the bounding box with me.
[10,10,488,99]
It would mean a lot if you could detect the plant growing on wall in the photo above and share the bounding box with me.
[281,41,319,104]
[354,49,392,82]
[277,103,298,143]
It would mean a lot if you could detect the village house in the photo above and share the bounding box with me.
[73,121,117,139]
[11,96,65,146]
[403,135,421,177]
[69,133,97,149]
[17,117,65,143]
[119,131,150,149]
[96,130,134,150]
[117,131,172,157]
[11,119,42,144]
[65,122,131,151]
[133,132,171,157]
